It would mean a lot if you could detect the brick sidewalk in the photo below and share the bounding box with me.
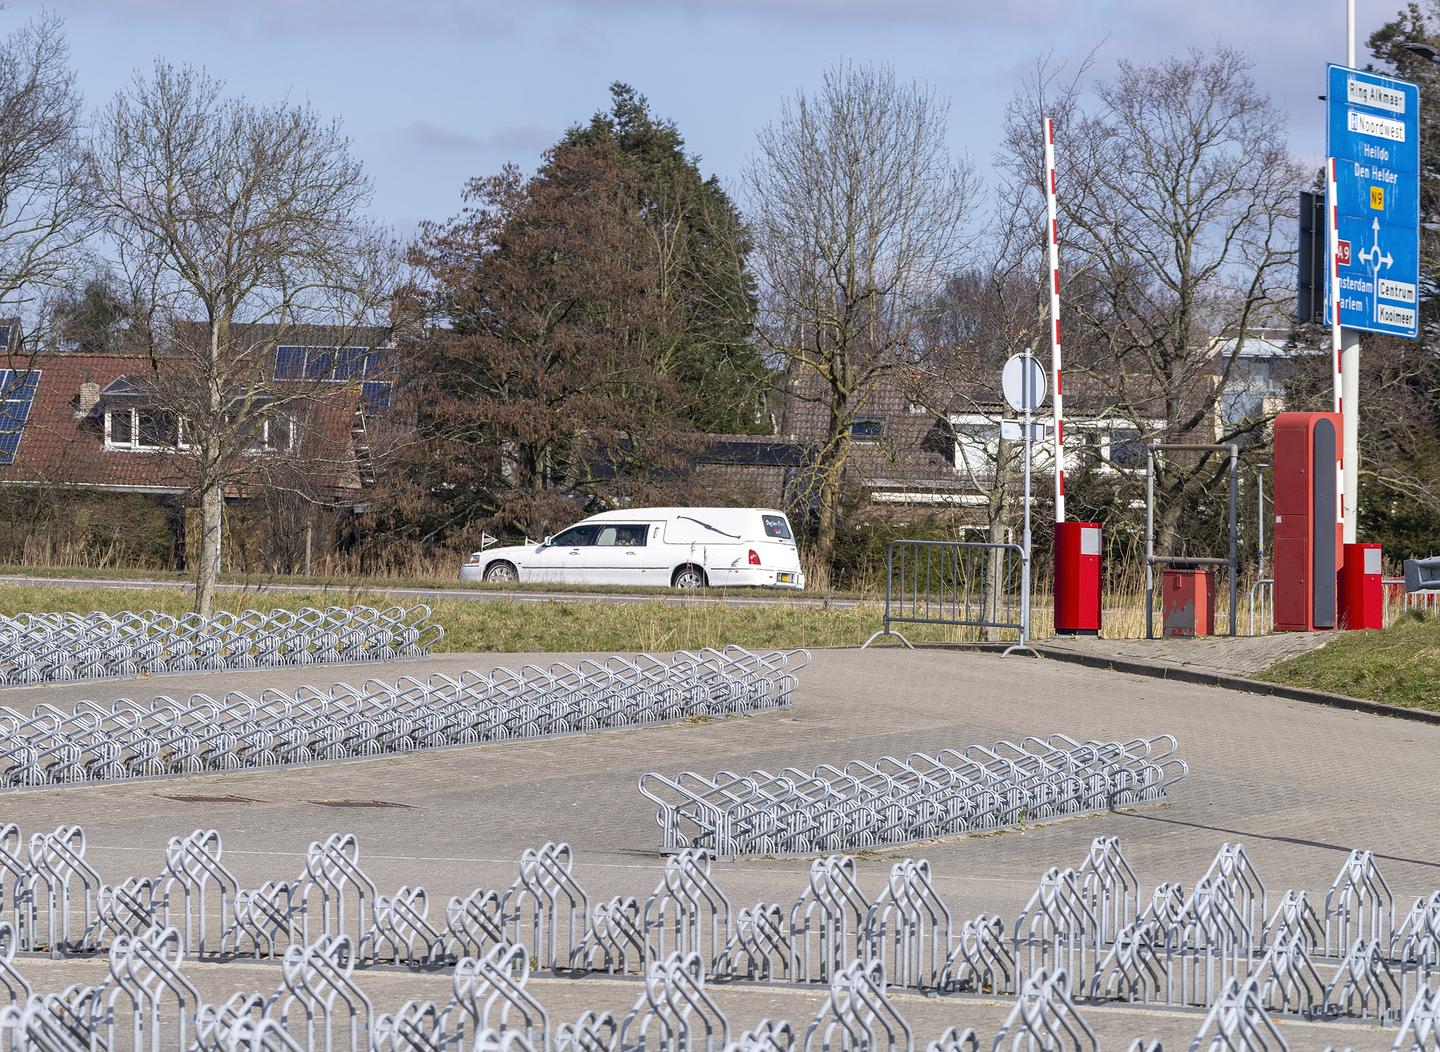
[1041,630,1338,677]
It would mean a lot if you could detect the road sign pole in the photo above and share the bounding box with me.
[1001,352,1045,653]
[1342,329,1360,543]
[1344,0,1358,543]
[1348,0,1356,67]
[1326,156,1348,536]
[1021,377,1033,647]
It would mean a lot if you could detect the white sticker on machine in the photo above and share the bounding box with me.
[1080,526,1101,556]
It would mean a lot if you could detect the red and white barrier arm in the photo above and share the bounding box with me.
[1044,117,1065,523]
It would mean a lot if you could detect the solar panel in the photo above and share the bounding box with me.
[335,346,367,381]
[0,367,41,466]
[361,381,391,414]
[364,349,391,378]
[274,346,305,379]
[303,347,334,380]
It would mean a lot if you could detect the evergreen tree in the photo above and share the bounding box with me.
[566,83,766,434]
[1360,6,1440,554]
[1369,3,1440,328]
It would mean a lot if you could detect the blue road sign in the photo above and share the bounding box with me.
[1326,63,1421,339]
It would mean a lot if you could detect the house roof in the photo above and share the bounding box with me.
[698,435,808,468]
[0,351,364,496]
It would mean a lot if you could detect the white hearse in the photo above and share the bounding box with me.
[460,507,805,589]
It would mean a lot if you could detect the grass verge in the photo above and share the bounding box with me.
[0,581,1003,653]
[1256,612,1440,711]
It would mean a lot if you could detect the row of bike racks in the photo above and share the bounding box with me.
[0,647,809,788]
[0,826,1436,1047]
[11,925,1406,1052]
[638,733,1189,857]
[0,605,444,685]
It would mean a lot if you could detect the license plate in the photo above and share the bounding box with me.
[778,573,794,583]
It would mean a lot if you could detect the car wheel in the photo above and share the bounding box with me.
[484,561,518,584]
[672,565,707,590]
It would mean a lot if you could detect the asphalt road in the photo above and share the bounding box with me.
[0,572,863,608]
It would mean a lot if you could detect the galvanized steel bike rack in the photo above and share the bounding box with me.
[991,968,1097,1051]
[0,605,443,686]
[639,733,1187,857]
[0,827,1436,1049]
[0,647,807,790]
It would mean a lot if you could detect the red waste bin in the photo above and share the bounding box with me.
[1054,521,1102,635]
[1338,542,1383,630]
[1162,567,1216,637]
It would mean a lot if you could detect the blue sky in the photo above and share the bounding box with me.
[11,0,1408,235]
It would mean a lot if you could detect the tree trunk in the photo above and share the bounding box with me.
[194,481,223,617]
[983,432,1012,642]
[813,468,840,590]
[1156,494,1184,561]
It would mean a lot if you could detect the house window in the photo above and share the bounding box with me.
[850,417,886,442]
[953,421,999,476]
[1109,428,1145,469]
[244,413,295,453]
[136,409,178,449]
[109,407,133,445]
[105,408,185,451]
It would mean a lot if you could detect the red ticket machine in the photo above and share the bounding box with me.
[1054,521,1102,635]
[1272,412,1343,631]
[1338,542,1383,630]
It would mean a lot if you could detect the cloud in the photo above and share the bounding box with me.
[398,121,558,155]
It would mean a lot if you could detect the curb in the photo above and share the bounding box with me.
[1032,645,1440,727]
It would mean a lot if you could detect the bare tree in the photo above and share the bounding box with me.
[1004,47,1299,548]
[0,13,95,309]
[746,63,976,577]
[91,63,396,615]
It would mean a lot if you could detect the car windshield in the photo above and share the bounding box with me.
[762,514,793,541]
[595,524,648,547]
[551,524,599,547]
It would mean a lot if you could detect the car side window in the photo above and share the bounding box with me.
[595,524,647,547]
[551,525,598,547]
[762,514,793,540]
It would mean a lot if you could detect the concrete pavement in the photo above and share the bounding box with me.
[3,647,1434,1046]
[4,647,1436,920]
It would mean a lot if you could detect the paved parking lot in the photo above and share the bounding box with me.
[4,647,1436,1046]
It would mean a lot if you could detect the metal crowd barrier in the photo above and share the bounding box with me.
[0,647,808,789]
[638,733,1188,857]
[0,605,445,685]
[862,539,1029,650]
[0,827,1433,1048]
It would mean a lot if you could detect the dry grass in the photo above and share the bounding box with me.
[0,580,1004,654]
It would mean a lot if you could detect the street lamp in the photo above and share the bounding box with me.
[1403,42,1440,63]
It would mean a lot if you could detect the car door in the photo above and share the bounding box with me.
[527,524,597,584]
[584,523,651,585]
